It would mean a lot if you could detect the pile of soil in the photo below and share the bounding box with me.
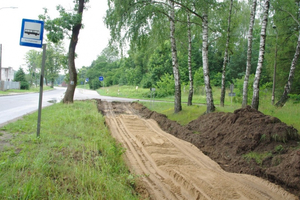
[131,103,300,198]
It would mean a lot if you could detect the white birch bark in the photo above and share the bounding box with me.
[251,0,270,110]
[275,31,300,107]
[187,12,193,106]
[169,0,182,113]
[202,12,215,113]
[220,0,233,107]
[242,0,257,108]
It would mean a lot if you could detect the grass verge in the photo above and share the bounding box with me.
[0,100,138,199]
[99,85,299,130]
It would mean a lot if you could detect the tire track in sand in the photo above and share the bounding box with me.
[102,101,298,200]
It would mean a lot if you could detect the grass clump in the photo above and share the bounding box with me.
[243,152,272,165]
[0,100,138,200]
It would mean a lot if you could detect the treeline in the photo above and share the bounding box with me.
[79,0,299,112]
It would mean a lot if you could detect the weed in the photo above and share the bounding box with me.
[275,145,284,153]
[243,152,272,165]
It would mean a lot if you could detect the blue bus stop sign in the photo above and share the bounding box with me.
[20,19,44,48]
[99,76,104,81]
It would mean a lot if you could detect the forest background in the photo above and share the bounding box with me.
[22,0,300,112]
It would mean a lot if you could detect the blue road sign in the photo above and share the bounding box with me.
[86,78,89,82]
[99,76,104,81]
[20,19,44,48]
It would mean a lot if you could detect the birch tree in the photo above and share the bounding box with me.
[169,0,182,112]
[202,12,216,113]
[220,0,233,107]
[251,0,270,110]
[242,0,257,108]
[187,12,193,106]
[275,8,300,107]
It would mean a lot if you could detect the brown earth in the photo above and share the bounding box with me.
[97,100,300,199]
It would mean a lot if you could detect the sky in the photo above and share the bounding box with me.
[0,0,110,72]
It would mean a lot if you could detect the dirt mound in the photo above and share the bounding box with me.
[131,103,300,198]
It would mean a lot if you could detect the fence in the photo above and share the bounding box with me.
[0,81,20,91]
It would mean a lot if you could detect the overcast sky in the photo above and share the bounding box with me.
[0,0,110,71]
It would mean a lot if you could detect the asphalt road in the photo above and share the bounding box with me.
[0,87,139,127]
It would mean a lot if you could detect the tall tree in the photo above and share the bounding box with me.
[39,0,88,103]
[220,0,233,107]
[275,8,300,107]
[202,11,216,113]
[251,0,270,110]
[242,0,257,108]
[169,0,182,113]
[187,12,193,106]
[25,50,41,87]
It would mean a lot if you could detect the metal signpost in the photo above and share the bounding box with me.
[99,76,104,90]
[20,19,45,137]
[228,84,236,105]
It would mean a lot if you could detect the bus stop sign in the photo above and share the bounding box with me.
[20,19,44,48]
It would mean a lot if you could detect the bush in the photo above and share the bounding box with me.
[155,73,174,98]
[20,81,29,90]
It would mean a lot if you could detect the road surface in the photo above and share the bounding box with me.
[0,87,141,127]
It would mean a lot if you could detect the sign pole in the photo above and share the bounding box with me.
[37,44,46,137]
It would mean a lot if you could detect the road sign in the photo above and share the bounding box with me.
[20,19,44,48]
[86,78,89,82]
[99,76,104,81]
[228,92,236,97]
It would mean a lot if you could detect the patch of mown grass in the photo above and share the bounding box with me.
[141,101,207,125]
[97,85,299,131]
[0,86,52,95]
[0,100,139,200]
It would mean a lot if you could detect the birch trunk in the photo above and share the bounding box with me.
[251,0,270,110]
[187,12,193,106]
[220,0,233,107]
[275,31,300,107]
[169,0,182,113]
[242,0,257,108]
[63,0,85,103]
[202,13,215,113]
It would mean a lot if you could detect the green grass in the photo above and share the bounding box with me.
[243,151,272,165]
[97,85,300,131]
[0,101,139,200]
[0,86,53,95]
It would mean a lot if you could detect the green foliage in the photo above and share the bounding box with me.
[14,68,29,90]
[155,73,175,98]
[194,67,204,87]
[243,152,272,165]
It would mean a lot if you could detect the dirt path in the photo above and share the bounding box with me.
[98,100,298,200]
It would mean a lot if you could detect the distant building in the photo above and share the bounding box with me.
[1,67,14,81]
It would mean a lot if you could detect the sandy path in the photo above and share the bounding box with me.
[101,101,297,200]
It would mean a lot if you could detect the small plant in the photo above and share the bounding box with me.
[275,145,284,153]
[260,134,266,142]
[243,151,272,165]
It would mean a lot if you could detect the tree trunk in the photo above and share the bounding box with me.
[169,0,182,113]
[202,12,215,113]
[242,0,257,108]
[275,31,300,107]
[220,0,233,107]
[251,0,270,110]
[63,0,85,103]
[187,12,193,106]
